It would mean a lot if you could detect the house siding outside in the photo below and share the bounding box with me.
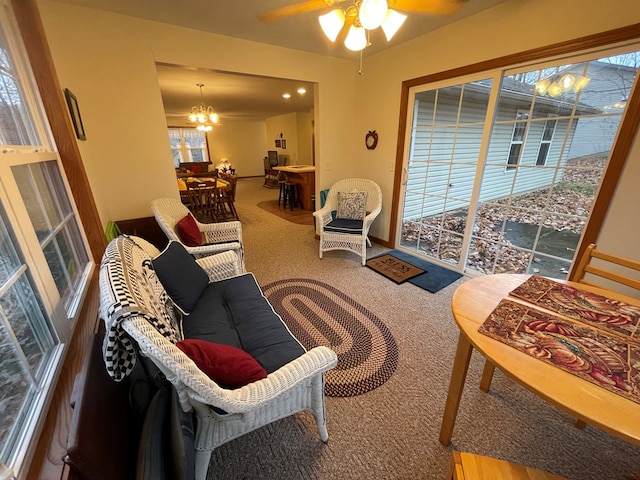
[403,82,576,221]
[566,61,637,158]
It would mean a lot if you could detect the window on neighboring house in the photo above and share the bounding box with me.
[0,3,91,477]
[506,109,529,170]
[535,116,556,166]
[168,128,209,166]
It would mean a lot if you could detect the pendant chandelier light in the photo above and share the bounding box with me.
[188,83,220,131]
[318,0,407,52]
[535,73,590,98]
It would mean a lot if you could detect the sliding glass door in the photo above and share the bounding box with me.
[398,46,640,279]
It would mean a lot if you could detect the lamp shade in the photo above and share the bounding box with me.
[344,25,367,51]
[381,9,407,41]
[319,8,346,42]
[358,0,388,30]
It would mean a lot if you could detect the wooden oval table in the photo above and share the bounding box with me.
[439,273,640,447]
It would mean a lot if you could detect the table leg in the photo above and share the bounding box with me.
[439,332,474,446]
[479,359,495,393]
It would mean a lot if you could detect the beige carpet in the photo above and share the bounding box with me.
[206,177,640,480]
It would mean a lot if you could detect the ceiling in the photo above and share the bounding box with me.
[53,0,508,121]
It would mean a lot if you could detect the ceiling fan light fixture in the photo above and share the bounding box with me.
[358,0,388,30]
[319,8,346,42]
[573,76,590,93]
[381,8,407,41]
[344,24,367,51]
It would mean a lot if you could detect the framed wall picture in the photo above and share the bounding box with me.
[281,139,286,149]
[64,88,86,140]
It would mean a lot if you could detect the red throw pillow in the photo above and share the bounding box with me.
[176,214,202,247]
[176,339,268,387]
[190,165,202,173]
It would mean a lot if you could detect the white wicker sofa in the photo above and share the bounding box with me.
[98,235,337,480]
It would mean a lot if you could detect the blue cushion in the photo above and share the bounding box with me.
[152,241,209,316]
[324,218,364,234]
[183,273,305,374]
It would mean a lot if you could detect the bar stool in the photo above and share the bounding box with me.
[279,181,301,211]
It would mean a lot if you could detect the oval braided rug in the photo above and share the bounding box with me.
[262,278,398,397]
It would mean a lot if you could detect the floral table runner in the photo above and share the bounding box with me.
[509,275,640,342]
[478,298,640,404]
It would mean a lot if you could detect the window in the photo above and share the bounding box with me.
[506,110,529,170]
[536,116,556,165]
[168,128,209,165]
[0,3,91,476]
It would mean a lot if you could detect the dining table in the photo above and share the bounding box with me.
[439,273,640,448]
[176,176,229,192]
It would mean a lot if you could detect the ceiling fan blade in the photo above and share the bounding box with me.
[334,10,356,46]
[389,0,465,15]
[259,0,335,23]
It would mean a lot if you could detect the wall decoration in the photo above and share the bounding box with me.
[365,130,378,150]
[64,88,86,141]
[281,139,286,149]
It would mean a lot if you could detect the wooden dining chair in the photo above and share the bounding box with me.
[571,242,640,292]
[218,173,239,220]
[186,180,220,223]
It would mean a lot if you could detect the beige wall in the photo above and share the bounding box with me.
[206,119,268,177]
[297,111,314,165]
[357,0,640,246]
[39,0,357,223]
[266,112,305,165]
[39,0,640,253]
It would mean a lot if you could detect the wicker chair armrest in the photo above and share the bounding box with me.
[190,346,338,410]
[183,241,242,256]
[198,220,242,240]
[312,206,334,226]
[195,250,243,280]
[123,318,337,413]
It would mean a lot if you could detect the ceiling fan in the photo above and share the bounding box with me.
[259,0,467,52]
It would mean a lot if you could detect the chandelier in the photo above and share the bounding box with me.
[188,83,220,132]
[318,0,407,52]
[535,73,590,98]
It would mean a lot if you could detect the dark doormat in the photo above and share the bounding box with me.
[366,254,425,284]
[368,250,463,293]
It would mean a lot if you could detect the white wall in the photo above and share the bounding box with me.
[206,119,267,177]
[39,0,358,222]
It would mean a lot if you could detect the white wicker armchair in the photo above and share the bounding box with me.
[99,236,337,480]
[313,178,382,265]
[151,197,243,266]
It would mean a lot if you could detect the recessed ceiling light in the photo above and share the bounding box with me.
[282,93,291,99]
[297,88,306,94]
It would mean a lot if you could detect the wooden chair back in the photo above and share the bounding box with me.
[186,180,219,222]
[218,173,238,220]
[572,243,640,292]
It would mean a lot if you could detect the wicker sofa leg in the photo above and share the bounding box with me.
[195,449,213,480]
[311,375,330,442]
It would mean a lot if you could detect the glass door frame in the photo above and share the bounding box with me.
[389,29,640,280]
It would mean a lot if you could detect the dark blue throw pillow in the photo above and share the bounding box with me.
[152,241,209,315]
